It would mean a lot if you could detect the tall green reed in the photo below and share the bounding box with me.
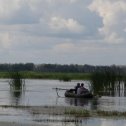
[90,69,125,96]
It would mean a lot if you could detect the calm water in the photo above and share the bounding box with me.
[0,79,126,111]
[0,79,126,125]
[0,107,126,126]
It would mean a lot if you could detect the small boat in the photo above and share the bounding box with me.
[65,89,94,98]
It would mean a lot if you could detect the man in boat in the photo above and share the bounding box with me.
[75,83,80,94]
[77,83,89,94]
[68,83,80,93]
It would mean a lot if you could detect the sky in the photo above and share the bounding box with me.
[0,0,126,65]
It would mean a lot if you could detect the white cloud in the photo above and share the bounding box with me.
[89,0,126,44]
[0,0,20,19]
[53,42,76,54]
[0,32,11,49]
[27,0,77,12]
[0,0,125,65]
[49,16,84,33]
[46,0,77,4]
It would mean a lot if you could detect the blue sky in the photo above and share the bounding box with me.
[0,0,126,65]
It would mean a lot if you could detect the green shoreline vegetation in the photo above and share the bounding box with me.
[0,71,91,80]
[1,70,126,95]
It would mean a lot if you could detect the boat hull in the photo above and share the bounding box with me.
[65,90,93,98]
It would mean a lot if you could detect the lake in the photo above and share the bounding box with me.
[0,79,126,126]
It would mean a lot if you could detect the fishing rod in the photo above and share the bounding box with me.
[52,87,68,97]
[52,88,68,90]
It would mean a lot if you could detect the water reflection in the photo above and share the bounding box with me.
[65,98,89,106]
[32,115,83,126]
[1,106,126,126]
[101,88,126,97]
[28,112,84,126]
[9,73,25,105]
[9,89,25,105]
[64,97,99,110]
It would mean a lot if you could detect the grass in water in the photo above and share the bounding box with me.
[64,107,126,117]
[96,110,126,117]
[9,72,25,90]
[1,105,126,117]
[65,108,90,117]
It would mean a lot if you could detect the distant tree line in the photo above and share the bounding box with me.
[0,63,126,73]
[0,63,35,72]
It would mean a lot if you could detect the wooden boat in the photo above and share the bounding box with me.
[65,89,93,98]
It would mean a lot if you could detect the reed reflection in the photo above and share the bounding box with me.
[9,72,25,105]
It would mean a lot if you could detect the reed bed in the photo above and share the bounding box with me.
[90,69,126,96]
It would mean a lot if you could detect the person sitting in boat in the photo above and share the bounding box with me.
[75,83,80,94]
[77,85,82,95]
[77,83,89,94]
